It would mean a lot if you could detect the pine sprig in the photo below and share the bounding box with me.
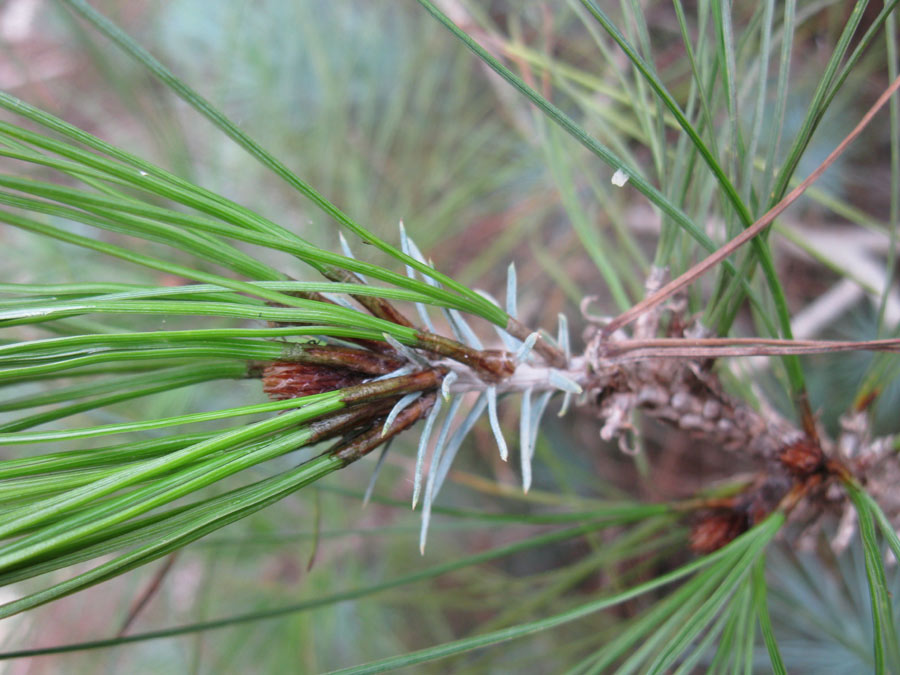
[1,1,898,671]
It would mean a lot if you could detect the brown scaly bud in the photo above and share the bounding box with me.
[262,362,367,400]
[779,438,825,477]
[689,510,748,554]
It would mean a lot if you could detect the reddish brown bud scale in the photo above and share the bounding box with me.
[689,511,748,554]
[779,438,825,477]
[280,343,405,375]
[262,362,366,400]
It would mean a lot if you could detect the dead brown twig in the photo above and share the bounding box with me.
[601,72,900,339]
[117,553,178,637]
[599,336,900,362]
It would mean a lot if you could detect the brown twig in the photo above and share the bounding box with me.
[307,488,322,572]
[601,72,900,338]
[599,336,900,362]
[117,553,178,637]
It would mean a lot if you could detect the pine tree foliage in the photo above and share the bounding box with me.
[0,0,899,671]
